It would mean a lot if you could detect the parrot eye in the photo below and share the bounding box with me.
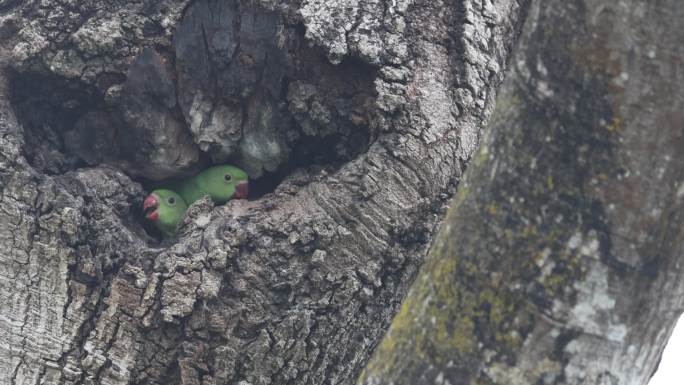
[167,197,176,205]
[224,174,232,182]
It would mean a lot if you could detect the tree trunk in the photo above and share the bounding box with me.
[0,1,529,384]
[360,0,684,384]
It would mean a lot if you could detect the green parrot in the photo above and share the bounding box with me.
[143,189,188,238]
[143,165,249,238]
[172,165,249,205]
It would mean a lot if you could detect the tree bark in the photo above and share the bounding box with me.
[0,1,529,384]
[360,0,684,384]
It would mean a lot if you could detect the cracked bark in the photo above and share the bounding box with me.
[361,0,684,384]
[0,0,529,385]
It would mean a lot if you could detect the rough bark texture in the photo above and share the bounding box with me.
[360,0,684,384]
[0,1,529,385]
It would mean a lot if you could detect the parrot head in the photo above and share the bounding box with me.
[143,189,188,238]
[201,165,249,202]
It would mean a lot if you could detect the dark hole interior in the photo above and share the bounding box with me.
[10,66,376,242]
[10,71,103,175]
[10,54,378,183]
[9,5,379,242]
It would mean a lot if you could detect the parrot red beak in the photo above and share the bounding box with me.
[233,181,249,199]
[143,194,159,221]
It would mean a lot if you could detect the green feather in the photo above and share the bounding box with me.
[148,189,188,238]
[144,165,248,238]
[173,165,248,205]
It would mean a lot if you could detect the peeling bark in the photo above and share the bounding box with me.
[0,0,529,384]
[361,0,684,384]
